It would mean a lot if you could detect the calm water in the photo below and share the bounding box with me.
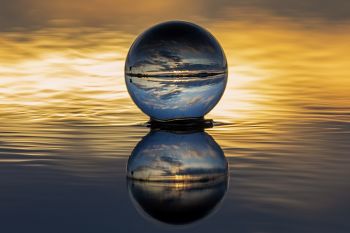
[1,1,350,232]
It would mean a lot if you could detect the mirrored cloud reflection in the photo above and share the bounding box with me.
[127,130,228,225]
[126,73,227,120]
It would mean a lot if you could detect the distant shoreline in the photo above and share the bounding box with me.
[125,71,227,78]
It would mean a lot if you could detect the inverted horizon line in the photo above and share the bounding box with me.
[125,70,227,78]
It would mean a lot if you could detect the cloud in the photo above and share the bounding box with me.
[1,0,349,32]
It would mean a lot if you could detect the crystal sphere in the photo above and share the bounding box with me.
[125,21,228,121]
[127,177,227,225]
[127,130,228,182]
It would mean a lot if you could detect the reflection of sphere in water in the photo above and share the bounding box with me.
[125,21,228,121]
[128,178,227,225]
[127,130,228,224]
[127,130,228,182]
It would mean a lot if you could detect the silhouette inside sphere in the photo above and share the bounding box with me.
[128,177,227,225]
[125,21,228,121]
[127,129,228,225]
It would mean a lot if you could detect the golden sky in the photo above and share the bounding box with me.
[1,0,350,31]
[0,0,349,127]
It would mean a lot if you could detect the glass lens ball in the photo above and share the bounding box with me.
[127,130,228,182]
[125,21,228,121]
